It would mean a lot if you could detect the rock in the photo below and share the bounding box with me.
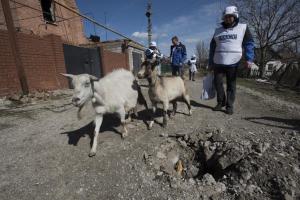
[203,141,215,161]
[201,173,216,185]
[177,138,187,147]
[34,92,45,99]
[293,166,300,174]
[183,134,189,142]
[9,94,21,101]
[159,133,168,137]
[167,150,179,165]
[283,193,293,200]
[156,151,166,159]
[241,171,252,181]
[186,164,199,178]
[291,131,297,137]
[157,171,163,176]
[280,141,286,148]
[211,132,226,142]
[254,142,270,154]
[188,178,196,185]
[216,144,251,170]
[20,97,28,104]
[143,152,149,160]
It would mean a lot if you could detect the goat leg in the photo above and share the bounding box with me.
[118,107,128,138]
[89,114,103,157]
[172,101,177,116]
[148,103,156,130]
[162,101,169,128]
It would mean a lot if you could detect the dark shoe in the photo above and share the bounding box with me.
[225,108,234,115]
[213,104,223,111]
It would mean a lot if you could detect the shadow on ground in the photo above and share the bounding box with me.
[244,116,300,131]
[61,114,124,147]
[190,100,214,110]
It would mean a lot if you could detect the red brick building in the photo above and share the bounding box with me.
[0,0,87,45]
[0,0,145,97]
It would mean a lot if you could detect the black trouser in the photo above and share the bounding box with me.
[172,64,184,77]
[189,69,195,80]
[213,66,238,109]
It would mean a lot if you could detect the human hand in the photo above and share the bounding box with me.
[246,61,253,69]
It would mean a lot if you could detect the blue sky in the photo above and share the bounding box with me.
[76,0,227,57]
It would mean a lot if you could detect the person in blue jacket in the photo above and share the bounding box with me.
[170,36,187,77]
[208,6,254,115]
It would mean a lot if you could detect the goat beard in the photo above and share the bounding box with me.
[77,104,84,120]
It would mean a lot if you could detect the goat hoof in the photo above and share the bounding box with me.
[88,151,96,157]
[122,132,128,139]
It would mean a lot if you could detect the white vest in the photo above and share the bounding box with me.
[213,23,247,65]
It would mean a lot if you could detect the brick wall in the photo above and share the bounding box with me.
[0,0,87,45]
[0,30,21,96]
[0,29,68,96]
[100,46,130,75]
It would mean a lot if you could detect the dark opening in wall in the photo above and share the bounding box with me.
[41,0,56,22]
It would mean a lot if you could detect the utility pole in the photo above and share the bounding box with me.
[104,12,108,40]
[1,0,29,94]
[145,0,152,46]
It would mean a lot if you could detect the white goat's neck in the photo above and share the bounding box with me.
[147,71,160,87]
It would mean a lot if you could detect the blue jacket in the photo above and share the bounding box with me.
[170,43,187,66]
[209,20,255,67]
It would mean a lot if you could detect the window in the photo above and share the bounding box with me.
[41,0,56,22]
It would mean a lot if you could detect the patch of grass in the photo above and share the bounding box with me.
[237,78,300,105]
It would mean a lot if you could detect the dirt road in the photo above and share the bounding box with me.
[0,79,299,200]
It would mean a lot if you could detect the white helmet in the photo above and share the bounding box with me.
[191,54,196,58]
[223,6,238,19]
[149,41,157,47]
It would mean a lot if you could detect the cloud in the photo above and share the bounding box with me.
[185,37,200,44]
[132,2,226,57]
[132,31,148,39]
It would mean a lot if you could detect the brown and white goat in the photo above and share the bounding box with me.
[137,60,191,129]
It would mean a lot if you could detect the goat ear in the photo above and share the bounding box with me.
[89,75,99,81]
[60,73,74,79]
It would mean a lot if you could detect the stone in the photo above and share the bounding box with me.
[291,131,297,137]
[188,178,196,185]
[143,152,149,160]
[167,150,179,165]
[201,173,216,185]
[9,94,21,101]
[186,164,199,178]
[156,151,166,159]
[254,142,270,154]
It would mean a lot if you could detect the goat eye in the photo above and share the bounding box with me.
[84,82,90,87]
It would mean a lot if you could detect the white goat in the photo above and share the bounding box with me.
[137,60,192,129]
[62,69,140,157]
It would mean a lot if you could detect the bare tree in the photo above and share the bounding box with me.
[195,40,209,69]
[230,0,300,77]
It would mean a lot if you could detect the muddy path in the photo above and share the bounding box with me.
[0,79,299,200]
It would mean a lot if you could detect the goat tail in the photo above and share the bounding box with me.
[134,79,148,110]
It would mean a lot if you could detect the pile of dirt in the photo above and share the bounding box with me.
[0,90,72,106]
[143,128,299,199]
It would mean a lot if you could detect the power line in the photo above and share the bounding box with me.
[54,0,145,47]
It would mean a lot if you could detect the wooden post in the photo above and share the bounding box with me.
[1,0,29,94]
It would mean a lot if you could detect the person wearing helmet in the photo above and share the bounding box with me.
[188,55,197,81]
[145,41,163,75]
[208,6,254,115]
[170,36,187,78]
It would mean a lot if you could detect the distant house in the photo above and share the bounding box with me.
[264,60,285,77]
